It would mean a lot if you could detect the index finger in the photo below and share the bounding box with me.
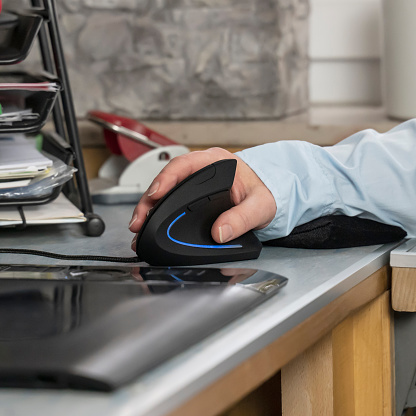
[129,148,236,233]
[145,149,233,200]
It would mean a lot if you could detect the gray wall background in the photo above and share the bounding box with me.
[14,0,309,120]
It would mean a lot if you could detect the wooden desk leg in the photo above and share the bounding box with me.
[392,268,416,311]
[281,292,393,416]
[281,332,333,415]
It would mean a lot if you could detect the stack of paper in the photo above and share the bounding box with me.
[0,108,40,126]
[0,194,86,226]
[0,133,86,227]
[0,134,53,184]
[0,81,60,92]
[0,178,31,189]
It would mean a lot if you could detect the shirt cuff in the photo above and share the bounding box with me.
[236,141,334,241]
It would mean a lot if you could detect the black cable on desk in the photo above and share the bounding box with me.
[0,248,140,263]
[15,206,27,231]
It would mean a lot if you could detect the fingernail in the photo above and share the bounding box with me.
[128,214,137,229]
[148,182,160,197]
[131,235,137,250]
[219,224,233,243]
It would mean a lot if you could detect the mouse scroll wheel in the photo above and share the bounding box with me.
[193,165,216,184]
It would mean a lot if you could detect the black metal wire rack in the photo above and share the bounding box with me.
[0,0,105,236]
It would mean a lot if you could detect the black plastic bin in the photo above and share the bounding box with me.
[0,131,74,206]
[0,71,61,134]
[0,12,43,65]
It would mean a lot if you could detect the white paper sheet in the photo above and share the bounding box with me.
[0,134,52,175]
[0,194,86,226]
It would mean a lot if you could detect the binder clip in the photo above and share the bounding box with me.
[87,111,189,204]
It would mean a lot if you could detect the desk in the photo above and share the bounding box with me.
[390,239,416,415]
[391,239,416,312]
[0,205,399,416]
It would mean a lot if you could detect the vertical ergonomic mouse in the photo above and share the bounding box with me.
[136,159,262,266]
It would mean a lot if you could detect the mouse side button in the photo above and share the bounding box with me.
[188,197,210,212]
[208,191,229,201]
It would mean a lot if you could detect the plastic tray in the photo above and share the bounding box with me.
[0,131,74,207]
[0,71,61,134]
[0,12,43,65]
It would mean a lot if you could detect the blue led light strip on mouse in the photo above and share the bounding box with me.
[169,274,183,282]
[167,212,242,249]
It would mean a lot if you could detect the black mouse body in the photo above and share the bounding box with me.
[136,159,262,266]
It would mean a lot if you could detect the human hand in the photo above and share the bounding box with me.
[129,147,276,250]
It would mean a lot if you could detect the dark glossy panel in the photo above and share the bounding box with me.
[0,265,287,391]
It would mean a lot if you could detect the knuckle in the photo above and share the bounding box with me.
[237,210,251,231]
[207,147,230,157]
[172,153,193,172]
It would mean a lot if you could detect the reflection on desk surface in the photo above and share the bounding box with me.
[0,265,287,392]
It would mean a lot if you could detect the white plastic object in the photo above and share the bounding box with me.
[383,0,416,119]
[90,145,189,204]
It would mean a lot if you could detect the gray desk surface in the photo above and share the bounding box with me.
[0,205,398,416]
[390,238,416,267]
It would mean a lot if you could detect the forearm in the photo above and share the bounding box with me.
[236,119,416,240]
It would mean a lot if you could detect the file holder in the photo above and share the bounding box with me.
[0,71,61,133]
[0,1,105,236]
[0,12,42,64]
[0,132,74,207]
[41,131,73,165]
[0,11,18,45]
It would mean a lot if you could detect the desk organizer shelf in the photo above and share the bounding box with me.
[0,132,73,207]
[0,0,105,236]
[0,71,61,133]
[0,12,43,65]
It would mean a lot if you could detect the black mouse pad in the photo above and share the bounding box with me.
[0,265,287,391]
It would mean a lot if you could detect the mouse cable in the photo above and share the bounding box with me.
[0,248,140,263]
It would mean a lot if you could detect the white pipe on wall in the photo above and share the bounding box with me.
[383,0,416,119]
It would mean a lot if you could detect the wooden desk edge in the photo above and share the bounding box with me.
[167,265,391,416]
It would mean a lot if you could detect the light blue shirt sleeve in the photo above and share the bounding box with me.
[236,118,416,241]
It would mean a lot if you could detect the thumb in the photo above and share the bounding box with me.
[211,195,273,243]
